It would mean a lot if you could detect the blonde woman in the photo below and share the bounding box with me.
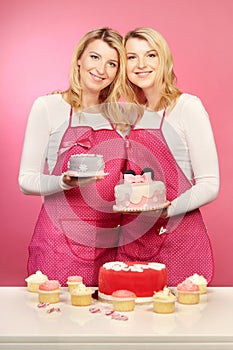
[19,28,129,286]
[117,27,219,285]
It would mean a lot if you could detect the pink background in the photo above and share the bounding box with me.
[1,0,232,286]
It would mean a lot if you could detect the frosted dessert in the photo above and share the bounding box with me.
[177,280,200,305]
[38,280,60,304]
[71,282,94,306]
[25,270,48,292]
[67,154,105,177]
[111,289,136,312]
[67,275,83,293]
[113,168,168,212]
[186,273,208,294]
[153,286,176,314]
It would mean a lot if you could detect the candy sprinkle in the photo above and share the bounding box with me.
[37,302,50,308]
[89,307,101,313]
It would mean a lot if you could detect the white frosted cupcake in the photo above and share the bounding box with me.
[153,287,176,314]
[67,276,83,293]
[71,283,94,306]
[25,270,48,292]
[187,274,208,294]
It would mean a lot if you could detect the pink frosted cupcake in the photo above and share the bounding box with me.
[38,280,60,304]
[25,270,48,292]
[186,274,208,294]
[153,287,176,314]
[112,290,136,312]
[177,280,200,305]
[67,276,83,293]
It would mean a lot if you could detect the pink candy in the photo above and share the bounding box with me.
[37,302,60,314]
[111,313,128,321]
[89,307,101,313]
[88,307,128,321]
[37,302,50,308]
[47,307,61,314]
[105,309,115,316]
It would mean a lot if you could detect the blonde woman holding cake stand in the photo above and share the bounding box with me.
[116,27,220,286]
[19,28,130,287]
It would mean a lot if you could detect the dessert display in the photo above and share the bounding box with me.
[25,270,48,292]
[111,290,136,312]
[25,268,209,319]
[113,168,169,212]
[67,275,83,293]
[98,261,168,303]
[153,286,176,314]
[177,280,200,305]
[186,273,208,294]
[38,280,60,304]
[66,153,106,177]
[70,282,94,306]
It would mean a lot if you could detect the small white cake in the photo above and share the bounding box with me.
[67,154,105,177]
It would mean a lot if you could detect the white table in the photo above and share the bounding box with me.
[0,287,232,349]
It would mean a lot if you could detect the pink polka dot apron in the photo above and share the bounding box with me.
[27,109,126,286]
[117,110,214,285]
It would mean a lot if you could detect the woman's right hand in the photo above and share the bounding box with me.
[63,175,104,188]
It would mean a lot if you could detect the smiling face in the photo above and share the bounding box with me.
[78,39,119,95]
[125,37,159,93]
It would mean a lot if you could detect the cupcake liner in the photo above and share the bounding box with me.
[112,299,135,312]
[177,291,200,305]
[153,300,175,314]
[71,294,92,306]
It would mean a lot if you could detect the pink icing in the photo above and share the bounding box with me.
[39,280,60,291]
[177,280,199,292]
[67,276,83,283]
[112,289,136,298]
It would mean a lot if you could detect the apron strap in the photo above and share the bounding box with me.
[159,108,166,129]
[68,107,73,127]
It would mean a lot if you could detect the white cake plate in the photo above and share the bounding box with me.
[114,200,171,213]
[64,171,109,178]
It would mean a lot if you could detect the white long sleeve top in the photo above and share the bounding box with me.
[18,93,219,217]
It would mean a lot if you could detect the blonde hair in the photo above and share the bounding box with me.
[123,27,182,112]
[66,27,129,130]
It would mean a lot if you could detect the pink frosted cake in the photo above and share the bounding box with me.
[113,168,168,212]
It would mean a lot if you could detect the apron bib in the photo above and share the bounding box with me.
[117,110,214,285]
[28,109,126,286]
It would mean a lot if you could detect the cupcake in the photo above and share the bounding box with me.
[71,282,93,306]
[38,280,60,304]
[177,280,200,305]
[25,270,48,292]
[153,286,176,314]
[111,290,136,312]
[186,274,208,294]
[67,276,83,293]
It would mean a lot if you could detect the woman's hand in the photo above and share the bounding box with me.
[63,175,104,188]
